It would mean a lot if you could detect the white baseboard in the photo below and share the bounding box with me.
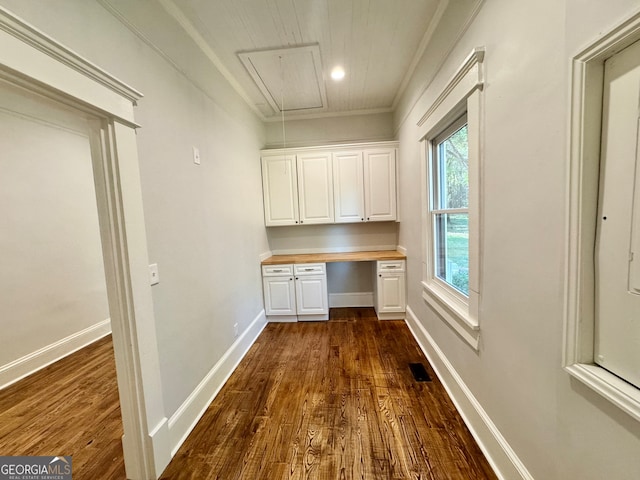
[167,309,268,456]
[405,306,533,480]
[0,319,111,390]
[329,292,373,307]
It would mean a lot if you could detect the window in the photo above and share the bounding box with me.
[431,115,469,296]
[418,48,484,349]
[565,12,640,423]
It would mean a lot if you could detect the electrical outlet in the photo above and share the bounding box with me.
[233,323,239,338]
[149,263,160,285]
[193,146,201,165]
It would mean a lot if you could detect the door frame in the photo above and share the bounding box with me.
[0,7,169,479]
[565,7,640,423]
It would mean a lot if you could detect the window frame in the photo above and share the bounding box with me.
[430,114,470,299]
[565,11,640,422]
[418,48,484,350]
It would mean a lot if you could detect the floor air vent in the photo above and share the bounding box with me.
[409,363,432,382]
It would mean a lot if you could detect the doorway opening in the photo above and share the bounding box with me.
[0,78,125,476]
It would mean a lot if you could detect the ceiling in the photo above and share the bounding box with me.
[153,0,447,121]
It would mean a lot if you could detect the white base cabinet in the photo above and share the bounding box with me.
[262,263,328,321]
[294,264,328,320]
[262,264,296,321]
[374,260,406,320]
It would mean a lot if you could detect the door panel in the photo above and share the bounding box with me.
[333,151,365,223]
[262,155,299,226]
[297,152,334,224]
[364,148,397,221]
[595,38,640,388]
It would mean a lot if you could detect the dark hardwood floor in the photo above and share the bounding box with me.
[0,335,125,479]
[161,308,497,480]
[0,309,497,480]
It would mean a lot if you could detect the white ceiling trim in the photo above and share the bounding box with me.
[391,0,450,110]
[155,0,266,120]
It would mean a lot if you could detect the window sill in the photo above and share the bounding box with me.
[422,280,480,350]
[565,363,640,422]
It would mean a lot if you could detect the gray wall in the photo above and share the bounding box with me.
[0,0,269,417]
[0,82,109,381]
[264,111,394,148]
[395,0,640,478]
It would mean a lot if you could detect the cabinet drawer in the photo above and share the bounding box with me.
[377,260,405,272]
[262,264,294,276]
[294,263,326,275]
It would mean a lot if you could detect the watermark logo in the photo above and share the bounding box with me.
[0,456,72,480]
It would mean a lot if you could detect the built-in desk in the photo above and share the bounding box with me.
[261,250,406,265]
[261,250,406,321]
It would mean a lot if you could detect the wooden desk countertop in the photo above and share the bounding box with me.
[261,250,406,265]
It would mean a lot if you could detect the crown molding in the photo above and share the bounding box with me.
[0,6,142,105]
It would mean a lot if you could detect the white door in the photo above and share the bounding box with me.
[263,276,296,315]
[297,152,334,224]
[261,155,299,226]
[364,148,397,221]
[333,150,365,223]
[377,274,406,313]
[295,275,328,315]
[595,38,640,388]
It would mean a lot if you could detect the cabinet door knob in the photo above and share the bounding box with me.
[379,274,382,277]
[300,220,304,223]
[367,217,370,220]
[361,218,364,221]
[295,221,298,223]
[290,278,293,281]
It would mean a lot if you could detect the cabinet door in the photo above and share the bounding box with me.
[295,275,328,315]
[364,148,397,221]
[333,150,365,223]
[261,155,299,226]
[297,152,334,224]
[263,276,296,315]
[377,273,406,313]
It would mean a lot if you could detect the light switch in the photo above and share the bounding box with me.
[149,263,160,285]
[193,146,201,165]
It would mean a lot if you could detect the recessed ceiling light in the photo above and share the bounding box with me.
[331,66,345,81]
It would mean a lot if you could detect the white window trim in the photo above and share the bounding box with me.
[565,9,640,422]
[418,47,484,350]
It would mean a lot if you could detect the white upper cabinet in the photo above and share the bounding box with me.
[297,152,334,224]
[333,147,397,223]
[333,150,365,223]
[364,148,397,222]
[262,155,299,226]
[261,142,397,227]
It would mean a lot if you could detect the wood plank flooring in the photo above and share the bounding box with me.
[0,309,497,480]
[0,335,125,480]
[160,308,497,480]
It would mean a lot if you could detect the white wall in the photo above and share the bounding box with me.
[0,80,110,387]
[0,0,269,427]
[396,0,640,479]
[264,111,394,148]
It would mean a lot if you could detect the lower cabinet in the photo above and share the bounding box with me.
[262,265,296,317]
[263,259,406,321]
[374,260,406,320]
[262,263,328,321]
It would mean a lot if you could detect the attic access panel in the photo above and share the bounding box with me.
[238,45,327,115]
